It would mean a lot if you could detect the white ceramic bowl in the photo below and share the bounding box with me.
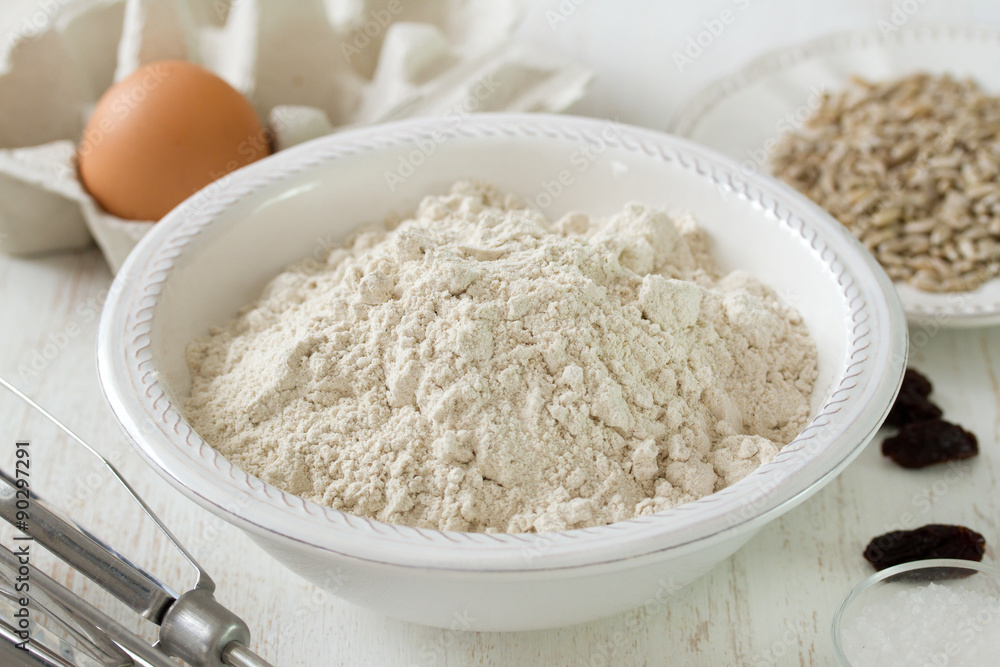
[97,113,907,631]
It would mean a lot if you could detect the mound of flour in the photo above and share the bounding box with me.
[185,182,817,533]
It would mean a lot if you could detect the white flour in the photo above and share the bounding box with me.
[185,182,817,533]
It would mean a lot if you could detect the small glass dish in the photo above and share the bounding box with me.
[833,559,1000,666]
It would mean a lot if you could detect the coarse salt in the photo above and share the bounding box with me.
[840,581,1000,667]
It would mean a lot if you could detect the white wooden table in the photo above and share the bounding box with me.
[2,2,999,665]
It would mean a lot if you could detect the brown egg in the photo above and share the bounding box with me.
[78,60,270,221]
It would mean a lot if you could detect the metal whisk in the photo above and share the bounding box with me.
[0,377,275,667]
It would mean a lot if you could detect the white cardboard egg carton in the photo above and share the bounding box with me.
[0,0,592,272]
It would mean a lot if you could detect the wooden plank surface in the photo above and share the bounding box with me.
[2,2,999,665]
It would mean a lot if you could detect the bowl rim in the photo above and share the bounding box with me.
[832,558,1000,665]
[97,112,907,572]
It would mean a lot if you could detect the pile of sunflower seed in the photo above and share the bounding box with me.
[771,73,1000,292]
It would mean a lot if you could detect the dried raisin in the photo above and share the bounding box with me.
[864,524,986,570]
[881,419,978,468]
[885,368,943,427]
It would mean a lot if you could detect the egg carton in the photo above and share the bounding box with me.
[0,0,592,272]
